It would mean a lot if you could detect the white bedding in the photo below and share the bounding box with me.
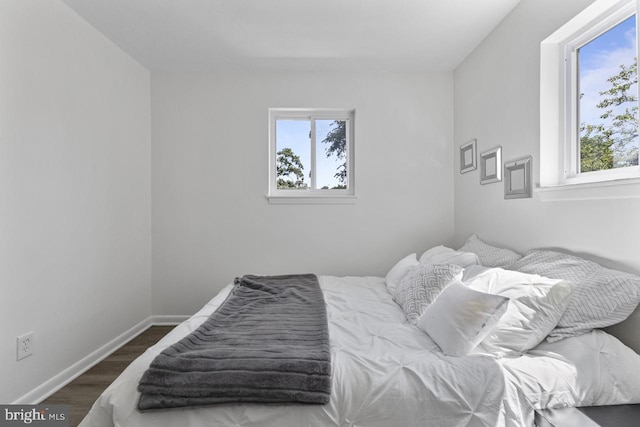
[501,329,640,410]
[79,275,639,427]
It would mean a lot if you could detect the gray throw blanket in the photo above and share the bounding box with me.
[137,274,331,411]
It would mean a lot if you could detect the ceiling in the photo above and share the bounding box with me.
[61,0,521,72]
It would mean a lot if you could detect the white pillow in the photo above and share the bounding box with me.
[417,281,509,357]
[419,245,480,268]
[385,253,419,294]
[466,268,574,357]
[501,330,640,408]
[393,263,463,325]
[459,234,521,268]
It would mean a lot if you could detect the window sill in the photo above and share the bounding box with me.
[536,177,640,201]
[266,194,358,205]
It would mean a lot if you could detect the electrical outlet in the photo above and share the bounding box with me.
[17,332,34,361]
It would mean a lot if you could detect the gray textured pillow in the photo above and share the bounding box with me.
[392,263,463,325]
[459,234,521,268]
[510,249,640,342]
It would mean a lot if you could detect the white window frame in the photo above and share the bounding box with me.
[540,0,640,195]
[267,108,356,204]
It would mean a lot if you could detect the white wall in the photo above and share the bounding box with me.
[151,72,455,314]
[0,1,151,403]
[454,0,640,274]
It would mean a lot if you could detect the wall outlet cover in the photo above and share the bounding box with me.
[17,332,34,361]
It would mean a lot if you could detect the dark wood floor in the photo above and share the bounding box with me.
[41,325,174,427]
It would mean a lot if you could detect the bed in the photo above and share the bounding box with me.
[79,235,640,427]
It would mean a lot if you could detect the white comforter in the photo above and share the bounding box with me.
[78,276,572,427]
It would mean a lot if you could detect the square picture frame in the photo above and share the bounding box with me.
[504,156,532,199]
[460,139,477,174]
[480,146,502,184]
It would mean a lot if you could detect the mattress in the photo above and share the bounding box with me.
[79,275,640,427]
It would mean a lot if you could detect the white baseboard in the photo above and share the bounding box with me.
[13,315,187,405]
[150,314,189,325]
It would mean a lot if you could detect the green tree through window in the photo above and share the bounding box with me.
[580,60,638,172]
[276,147,307,189]
[320,120,347,189]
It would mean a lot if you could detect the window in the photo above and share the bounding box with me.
[541,0,640,188]
[268,108,355,203]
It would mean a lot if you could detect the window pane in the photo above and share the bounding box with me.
[275,120,310,189]
[578,14,639,173]
[316,120,347,189]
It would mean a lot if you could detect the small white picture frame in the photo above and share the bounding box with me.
[460,139,477,174]
[504,156,532,199]
[480,146,502,185]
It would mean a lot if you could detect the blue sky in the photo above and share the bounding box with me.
[276,119,344,188]
[579,15,636,71]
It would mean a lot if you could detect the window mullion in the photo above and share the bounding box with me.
[270,115,278,194]
[310,118,317,191]
[344,119,351,188]
[637,26,640,153]
[572,47,581,177]
[563,44,580,181]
